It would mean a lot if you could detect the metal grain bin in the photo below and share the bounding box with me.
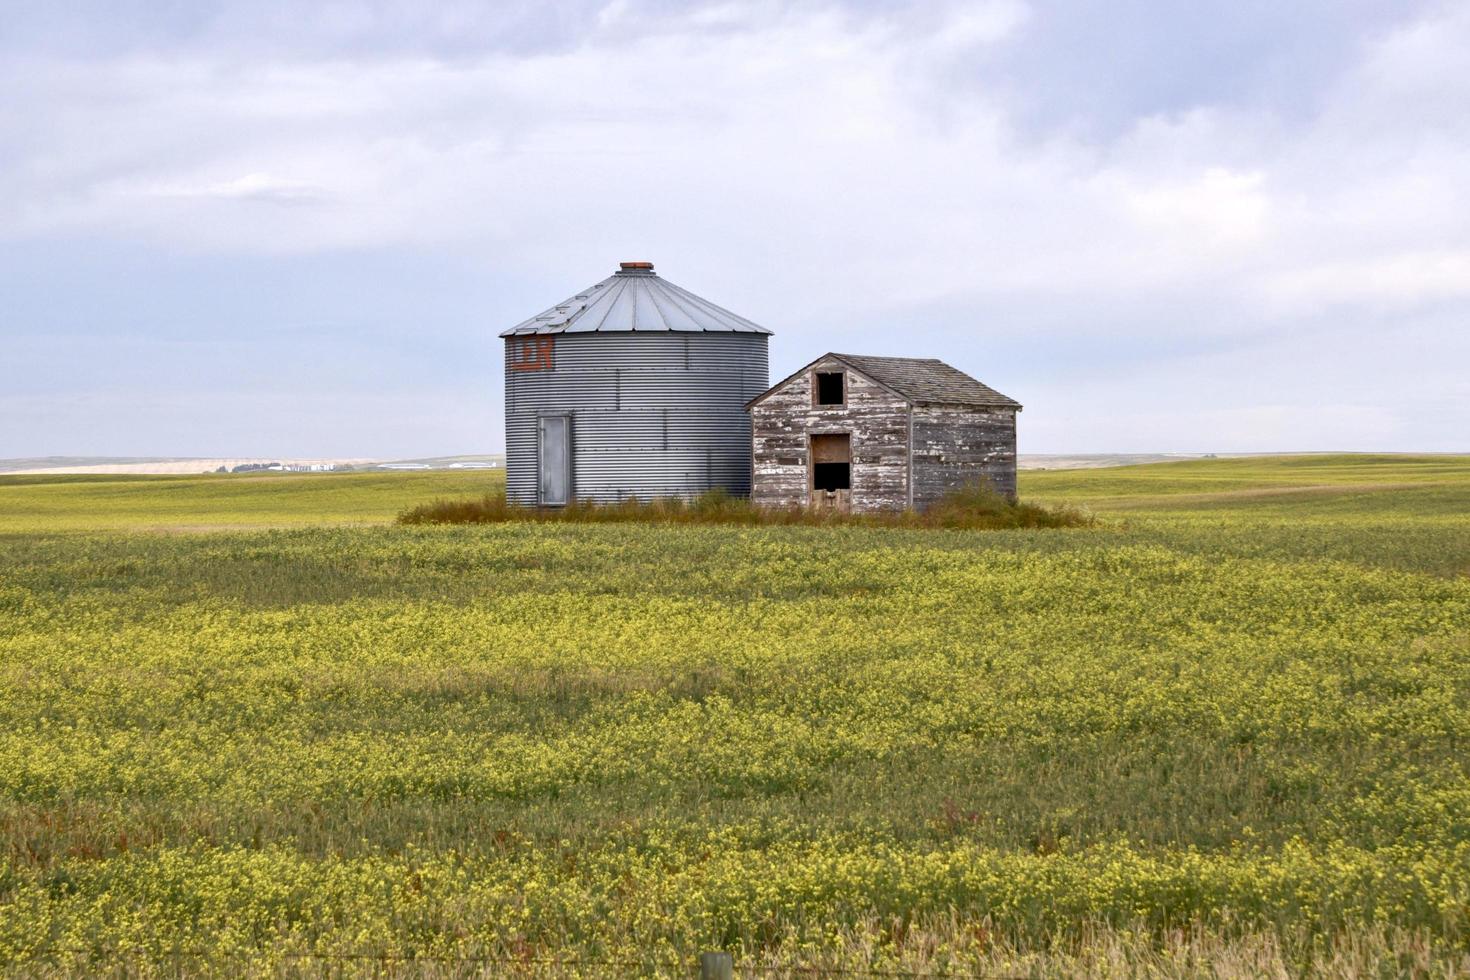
[502,262,771,505]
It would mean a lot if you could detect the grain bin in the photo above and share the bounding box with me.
[502,262,771,505]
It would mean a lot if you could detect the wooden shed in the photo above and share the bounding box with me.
[746,353,1021,513]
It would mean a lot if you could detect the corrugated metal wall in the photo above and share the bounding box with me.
[505,333,769,504]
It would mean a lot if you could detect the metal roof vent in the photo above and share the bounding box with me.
[617,261,655,274]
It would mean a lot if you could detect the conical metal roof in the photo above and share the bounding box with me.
[501,262,772,336]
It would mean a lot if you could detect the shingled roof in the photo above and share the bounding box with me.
[831,354,1019,408]
[748,352,1020,409]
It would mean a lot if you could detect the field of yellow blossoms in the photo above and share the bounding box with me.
[1,456,1467,975]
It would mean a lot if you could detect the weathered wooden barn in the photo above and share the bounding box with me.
[746,353,1021,512]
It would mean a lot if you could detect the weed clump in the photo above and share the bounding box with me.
[397,484,1091,530]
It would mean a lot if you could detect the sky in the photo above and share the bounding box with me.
[2,0,1468,458]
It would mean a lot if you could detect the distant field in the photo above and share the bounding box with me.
[1026,453,1468,506]
[0,470,503,532]
[1,455,1467,975]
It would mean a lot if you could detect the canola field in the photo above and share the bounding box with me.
[1,456,1468,976]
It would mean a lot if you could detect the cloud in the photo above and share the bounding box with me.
[1264,250,1470,316]
[1119,168,1269,247]
[0,0,1467,454]
[142,172,327,204]
[928,1,1030,52]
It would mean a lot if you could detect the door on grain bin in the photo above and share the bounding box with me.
[538,415,571,506]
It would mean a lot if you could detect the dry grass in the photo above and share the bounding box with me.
[397,484,1092,531]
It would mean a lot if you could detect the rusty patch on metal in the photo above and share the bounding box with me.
[509,336,555,372]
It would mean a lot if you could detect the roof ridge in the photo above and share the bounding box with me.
[591,275,629,332]
[661,278,765,332]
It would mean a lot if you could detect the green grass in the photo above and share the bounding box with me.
[1027,452,1469,512]
[1,455,1468,976]
[0,470,503,532]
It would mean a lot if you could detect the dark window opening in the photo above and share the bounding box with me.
[810,433,851,491]
[815,371,845,406]
[812,462,851,491]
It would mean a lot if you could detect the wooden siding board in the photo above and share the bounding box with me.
[911,404,1018,505]
[750,357,910,512]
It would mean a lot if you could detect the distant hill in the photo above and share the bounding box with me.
[0,455,505,475]
[0,457,378,475]
[0,456,196,474]
[1018,453,1226,470]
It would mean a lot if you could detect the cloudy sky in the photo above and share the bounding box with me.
[2,0,1467,458]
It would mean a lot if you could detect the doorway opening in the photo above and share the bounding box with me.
[810,433,851,491]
